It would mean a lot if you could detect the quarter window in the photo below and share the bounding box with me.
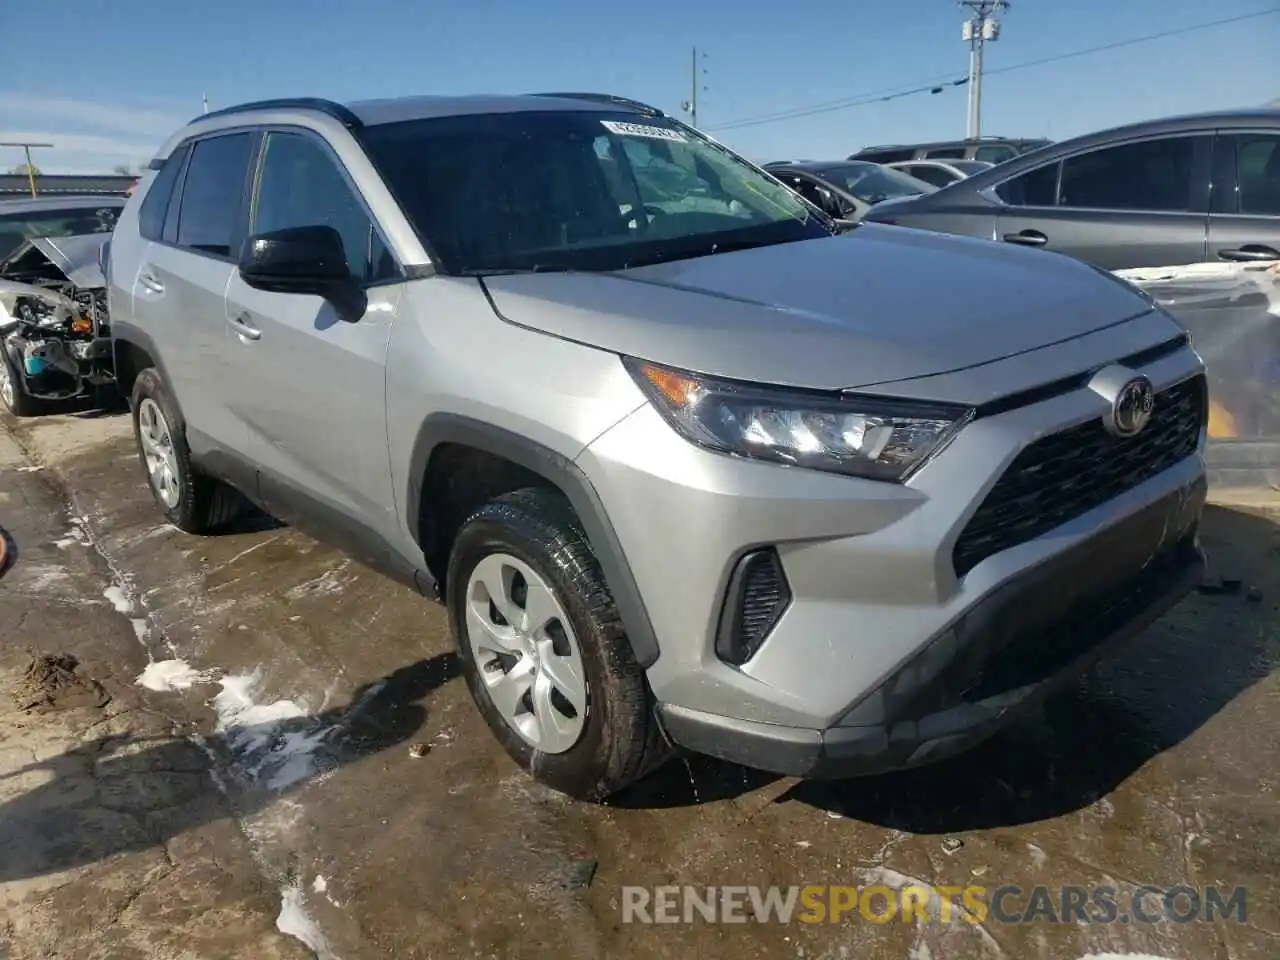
[252,132,395,284]
[139,145,188,242]
[174,133,254,257]
[1058,137,1198,212]
[1235,135,1280,216]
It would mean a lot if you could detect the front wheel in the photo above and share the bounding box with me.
[130,368,244,534]
[0,344,48,417]
[446,487,669,800]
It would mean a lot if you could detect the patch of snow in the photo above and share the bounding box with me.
[103,585,133,614]
[313,875,328,894]
[284,561,351,601]
[908,942,933,960]
[137,659,218,692]
[22,565,73,591]
[212,671,337,791]
[131,618,150,644]
[1095,797,1116,818]
[1027,842,1049,869]
[16,464,43,473]
[276,883,336,960]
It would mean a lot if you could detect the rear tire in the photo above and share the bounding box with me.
[130,367,244,534]
[0,343,49,417]
[446,486,669,801]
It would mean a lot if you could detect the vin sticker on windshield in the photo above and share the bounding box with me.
[601,120,687,142]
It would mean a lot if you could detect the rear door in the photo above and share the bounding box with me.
[1206,130,1280,264]
[994,133,1211,270]
[131,131,255,455]
[222,127,404,539]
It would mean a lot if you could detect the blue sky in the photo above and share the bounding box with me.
[1,0,1276,174]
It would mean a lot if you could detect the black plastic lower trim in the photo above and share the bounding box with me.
[407,414,662,668]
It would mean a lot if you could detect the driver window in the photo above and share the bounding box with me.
[252,131,396,284]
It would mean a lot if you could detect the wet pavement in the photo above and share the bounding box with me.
[2,406,1278,960]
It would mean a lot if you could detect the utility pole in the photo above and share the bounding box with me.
[202,93,210,115]
[0,141,53,197]
[960,0,1009,140]
[681,47,707,128]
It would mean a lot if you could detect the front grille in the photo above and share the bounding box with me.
[953,374,1205,577]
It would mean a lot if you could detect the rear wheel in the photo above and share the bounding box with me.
[0,344,48,417]
[446,487,669,800]
[130,367,244,533]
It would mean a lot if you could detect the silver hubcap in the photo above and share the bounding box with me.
[137,398,181,509]
[464,553,588,754]
[0,358,13,409]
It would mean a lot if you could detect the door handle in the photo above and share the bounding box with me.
[228,312,262,341]
[1002,229,1048,247]
[137,271,164,294]
[1217,244,1280,263]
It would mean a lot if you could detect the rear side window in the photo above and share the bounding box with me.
[138,145,188,241]
[174,132,254,257]
[910,166,958,188]
[924,147,966,159]
[975,144,1016,164]
[1058,137,1198,212]
[996,163,1060,207]
[251,131,397,284]
[857,149,914,163]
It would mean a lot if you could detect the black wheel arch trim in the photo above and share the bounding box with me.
[111,322,182,419]
[408,413,661,669]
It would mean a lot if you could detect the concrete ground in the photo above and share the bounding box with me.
[2,406,1277,960]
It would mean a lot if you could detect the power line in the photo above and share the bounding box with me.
[709,7,1279,133]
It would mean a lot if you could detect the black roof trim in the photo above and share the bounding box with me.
[190,97,363,129]
[528,92,664,116]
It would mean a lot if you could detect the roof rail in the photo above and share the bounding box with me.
[190,97,362,129]
[529,92,664,116]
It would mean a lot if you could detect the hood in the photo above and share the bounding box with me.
[482,225,1154,391]
[29,234,108,288]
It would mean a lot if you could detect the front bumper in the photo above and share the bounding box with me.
[654,476,1205,777]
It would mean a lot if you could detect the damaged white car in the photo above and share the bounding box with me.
[0,196,122,415]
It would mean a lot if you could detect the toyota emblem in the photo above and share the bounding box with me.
[1110,376,1155,437]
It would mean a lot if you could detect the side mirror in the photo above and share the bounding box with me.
[237,225,366,322]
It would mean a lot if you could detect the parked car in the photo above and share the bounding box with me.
[864,109,1280,271]
[886,158,993,188]
[851,136,1051,165]
[763,160,936,221]
[0,195,123,415]
[109,92,1208,800]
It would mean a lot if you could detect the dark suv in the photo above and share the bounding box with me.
[863,109,1280,271]
[850,137,1051,166]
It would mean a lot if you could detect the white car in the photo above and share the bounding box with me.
[885,158,993,188]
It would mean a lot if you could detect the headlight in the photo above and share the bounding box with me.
[625,358,972,482]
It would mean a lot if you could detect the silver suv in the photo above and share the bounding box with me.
[107,93,1209,800]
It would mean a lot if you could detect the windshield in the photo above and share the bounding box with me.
[817,162,937,205]
[0,204,121,263]
[358,110,833,274]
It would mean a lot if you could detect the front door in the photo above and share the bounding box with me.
[222,128,404,544]
[996,134,1212,270]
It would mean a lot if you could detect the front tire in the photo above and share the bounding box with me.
[446,487,669,800]
[130,368,243,534]
[0,343,48,417]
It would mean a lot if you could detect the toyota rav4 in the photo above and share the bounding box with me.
[106,92,1209,800]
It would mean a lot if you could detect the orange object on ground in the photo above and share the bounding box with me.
[1208,397,1238,438]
